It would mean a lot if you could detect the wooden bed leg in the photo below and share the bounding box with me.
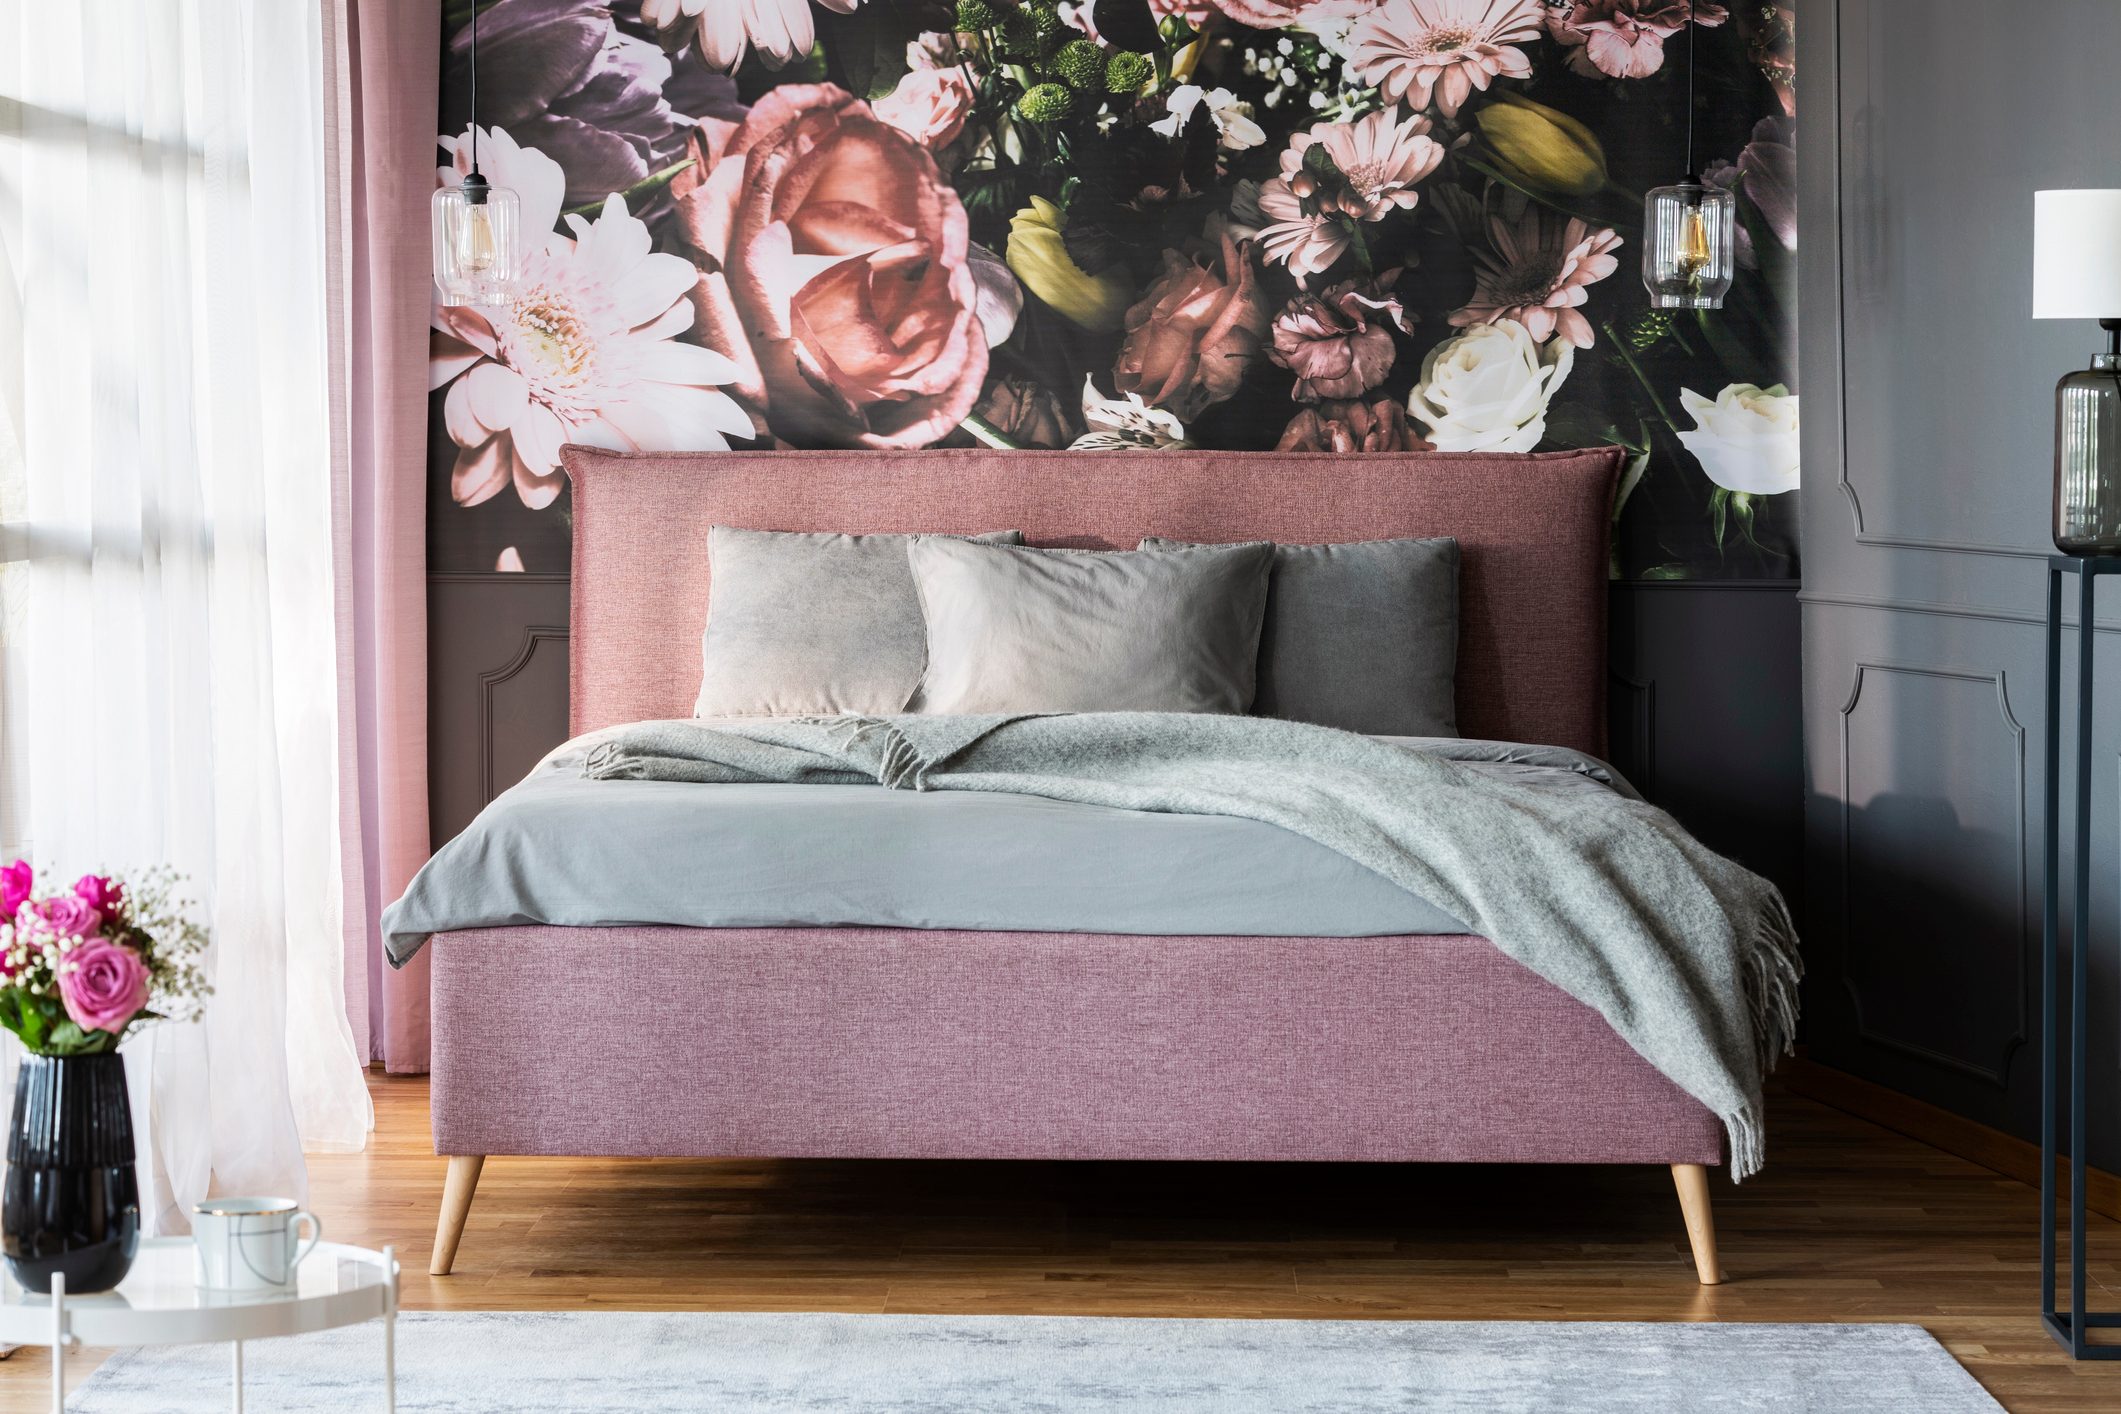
[1670,1163,1725,1285]
[430,1155,485,1276]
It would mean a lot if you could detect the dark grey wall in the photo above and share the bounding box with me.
[427,578,1805,907]
[1800,0,2121,1164]
[1611,583,1803,904]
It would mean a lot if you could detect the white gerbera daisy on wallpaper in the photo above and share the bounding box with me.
[430,127,753,509]
[640,0,864,72]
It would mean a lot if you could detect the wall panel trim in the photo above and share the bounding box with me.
[477,624,570,803]
[1606,669,1657,797]
[1800,590,2121,634]
[1836,660,2030,1085]
[1823,2,2049,562]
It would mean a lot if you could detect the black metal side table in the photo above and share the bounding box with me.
[2043,553,2121,1359]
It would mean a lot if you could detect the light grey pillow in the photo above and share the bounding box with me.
[1142,535,1460,737]
[695,526,1022,718]
[907,538,1274,715]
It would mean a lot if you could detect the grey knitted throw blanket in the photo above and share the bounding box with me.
[583,713,1801,1179]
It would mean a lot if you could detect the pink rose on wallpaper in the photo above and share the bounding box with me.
[974,377,1077,449]
[1269,276,1410,403]
[673,84,997,450]
[1,859,31,922]
[431,126,755,508]
[1348,0,1544,118]
[872,58,978,152]
[57,938,150,1036]
[1277,398,1429,454]
[1449,206,1622,351]
[869,37,975,153]
[1112,234,1271,421]
[1547,2,1727,81]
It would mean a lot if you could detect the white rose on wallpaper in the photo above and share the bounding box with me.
[1676,383,1800,495]
[1406,321,1573,453]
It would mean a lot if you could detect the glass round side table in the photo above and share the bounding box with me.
[0,1237,399,1412]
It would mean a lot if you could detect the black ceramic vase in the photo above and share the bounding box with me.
[2,1052,139,1294]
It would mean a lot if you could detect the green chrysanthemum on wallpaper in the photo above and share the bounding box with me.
[1105,51,1153,96]
[1014,81,1073,123]
[1053,39,1106,93]
[425,0,1800,583]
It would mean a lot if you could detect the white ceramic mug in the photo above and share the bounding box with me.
[192,1198,322,1291]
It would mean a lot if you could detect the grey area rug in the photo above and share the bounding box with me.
[69,1311,2002,1413]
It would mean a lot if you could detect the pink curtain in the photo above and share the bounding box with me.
[328,0,438,1073]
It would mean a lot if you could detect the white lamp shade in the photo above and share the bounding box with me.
[2033,189,2121,318]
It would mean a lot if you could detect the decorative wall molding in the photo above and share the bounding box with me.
[1606,669,1657,798]
[1823,6,2049,564]
[1799,589,2121,635]
[1836,660,2030,1085]
[476,625,570,804]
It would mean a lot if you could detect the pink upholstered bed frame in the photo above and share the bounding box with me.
[422,447,1730,1286]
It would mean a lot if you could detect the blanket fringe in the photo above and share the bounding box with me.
[581,740,640,779]
[1728,884,1805,1181]
[817,717,932,791]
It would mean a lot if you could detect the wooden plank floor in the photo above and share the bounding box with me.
[7,1071,2121,1411]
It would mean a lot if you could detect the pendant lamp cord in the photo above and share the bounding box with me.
[469,1,480,177]
[1684,11,1696,178]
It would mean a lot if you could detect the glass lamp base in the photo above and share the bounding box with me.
[2055,351,2121,556]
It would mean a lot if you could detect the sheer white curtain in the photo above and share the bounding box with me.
[0,0,372,1230]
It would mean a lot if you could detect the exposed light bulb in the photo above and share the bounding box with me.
[1676,204,1712,277]
[457,205,498,277]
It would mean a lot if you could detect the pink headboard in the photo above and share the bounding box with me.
[560,447,1623,754]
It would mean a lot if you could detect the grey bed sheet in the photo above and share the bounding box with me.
[382,727,1634,964]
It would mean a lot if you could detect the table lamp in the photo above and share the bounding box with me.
[2034,189,2121,555]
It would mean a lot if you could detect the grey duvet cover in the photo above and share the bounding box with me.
[382,728,1632,968]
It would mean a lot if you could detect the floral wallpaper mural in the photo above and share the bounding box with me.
[429,0,1800,580]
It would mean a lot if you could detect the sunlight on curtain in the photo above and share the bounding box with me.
[0,0,373,1230]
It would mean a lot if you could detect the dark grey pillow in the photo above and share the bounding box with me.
[696,526,1022,718]
[907,538,1274,715]
[1142,536,1460,737]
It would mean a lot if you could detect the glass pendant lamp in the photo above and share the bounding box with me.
[2033,189,2121,556]
[1641,17,1734,310]
[431,2,520,307]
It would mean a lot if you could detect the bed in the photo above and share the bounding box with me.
[413,446,1736,1286]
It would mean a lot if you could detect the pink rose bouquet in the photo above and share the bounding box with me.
[0,862,209,1055]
